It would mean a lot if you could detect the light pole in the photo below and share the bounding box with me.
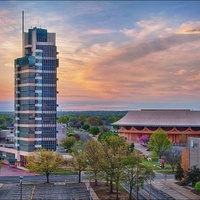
[86,160,92,200]
[88,171,92,200]
[136,152,139,200]
[149,172,152,200]
[19,176,23,200]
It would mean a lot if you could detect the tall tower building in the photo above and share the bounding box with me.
[14,12,59,165]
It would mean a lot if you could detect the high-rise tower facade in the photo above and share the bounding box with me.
[14,13,59,165]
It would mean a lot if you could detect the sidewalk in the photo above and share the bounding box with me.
[85,182,99,200]
[82,171,99,200]
[0,164,37,176]
[153,179,200,200]
[134,142,151,156]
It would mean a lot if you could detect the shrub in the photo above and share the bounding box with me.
[175,163,184,181]
[90,126,99,135]
[82,124,90,131]
[186,165,200,187]
[195,181,200,192]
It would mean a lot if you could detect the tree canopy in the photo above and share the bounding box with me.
[71,142,87,183]
[0,115,6,126]
[98,136,129,198]
[98,132,118,142]
[57,115,69,124]
[186,165,200,186]
[90,126,99,135]
[148,130,172,158]
[163,147,181,172]
[84,140,102,186]
[26,149,64,183]
[123,151,155,200]
[60,136,77,152]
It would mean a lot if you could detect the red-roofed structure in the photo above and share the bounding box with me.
[112,109,200,144]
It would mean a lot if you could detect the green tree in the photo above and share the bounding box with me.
[86,116,101,126]
[0,125,8,130]
[108,116,117,123]
[60,136,77,152]
[90,126,99,135]
[67,127,74,135]
[123,151,155,200]
[84,140,102,186]
[98,136,129,199]
[175,163,184,181]
[82,124,90,131]
[69,116,79,124]
[57,115,69,124]
[98,131,118,142]
[0,115,6,126]
[71,142,87,183]
[26,149,64,183]
[186,166,200,186]
[148,130,172,158]
[78,115,86,123]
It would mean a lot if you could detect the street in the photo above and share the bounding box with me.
[0,174,79,184]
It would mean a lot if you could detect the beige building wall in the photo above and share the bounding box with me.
[188,137,200,168]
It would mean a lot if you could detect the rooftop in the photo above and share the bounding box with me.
[112,109,200,127]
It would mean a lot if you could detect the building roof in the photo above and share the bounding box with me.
[112,109,200,127]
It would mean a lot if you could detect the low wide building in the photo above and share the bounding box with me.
[113,109,200,145]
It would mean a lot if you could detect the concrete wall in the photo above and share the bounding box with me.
[188,137,200,169]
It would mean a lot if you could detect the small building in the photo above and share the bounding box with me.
[188,137,200,168]
[113,109,200,144]
[56,123,67,144]
[181,137,200,171]
[57,123,67,134]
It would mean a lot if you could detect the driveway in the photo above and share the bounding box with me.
[0,164,37,177]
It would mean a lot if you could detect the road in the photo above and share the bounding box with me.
[123,177,176,200]
[73,130,92,143]
[155,173,174,180]
[0,174,79,184]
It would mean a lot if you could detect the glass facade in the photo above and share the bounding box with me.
[14,27,58,155]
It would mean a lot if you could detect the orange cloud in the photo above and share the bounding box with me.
[176,21,200,34]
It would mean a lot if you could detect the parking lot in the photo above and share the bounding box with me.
[0,182,90,200]
[0,164,90,200]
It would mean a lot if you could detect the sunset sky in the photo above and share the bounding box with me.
[0,1,200,111]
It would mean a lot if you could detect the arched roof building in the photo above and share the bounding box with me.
[112,109,200,145]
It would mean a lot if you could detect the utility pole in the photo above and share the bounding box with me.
[19,176,23,200]
[149,172,152,200]
[136,152,139,200]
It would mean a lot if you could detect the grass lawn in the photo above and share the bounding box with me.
[52,168,77,175]
[140,157,174,174]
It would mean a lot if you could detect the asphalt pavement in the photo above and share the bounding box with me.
[0,182,90,200]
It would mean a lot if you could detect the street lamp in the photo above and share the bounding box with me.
[19,176,23,200]
[136,152,139,200]
[86,160,92,200]
[149,172,152,200]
